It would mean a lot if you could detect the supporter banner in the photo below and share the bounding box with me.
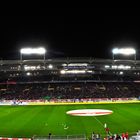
[0,100,28,105]
[0,98,139,105]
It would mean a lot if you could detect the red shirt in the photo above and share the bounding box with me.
[122,133,125,138]
[105,128,110,132]
[125,132,129,139]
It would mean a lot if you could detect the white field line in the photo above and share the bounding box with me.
[93,116,104,127]
[93,116,112,135]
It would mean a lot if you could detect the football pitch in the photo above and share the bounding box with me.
[0,103,140,139]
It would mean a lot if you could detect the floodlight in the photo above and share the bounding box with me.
[112,48,136,55]
[119,48,136,55]
[37,47,46,54]
[112,48,119,54]
[20,47,46,60]
[20,47,46,55]
[112,47,136,60]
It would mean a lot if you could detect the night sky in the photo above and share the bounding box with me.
[1,9,140,60]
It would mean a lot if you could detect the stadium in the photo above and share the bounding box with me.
[0,47,140,140]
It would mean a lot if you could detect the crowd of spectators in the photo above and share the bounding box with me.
[0,82,140,100]
[91,131,129,140]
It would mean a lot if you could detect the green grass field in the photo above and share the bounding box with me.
[0,103,140,139]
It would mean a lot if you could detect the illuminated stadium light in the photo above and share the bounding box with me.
[87,70,92,73]
[24,65,43,71]
[36,65,41,69]
[118,65,131,70]
[60,70,86,74]
[66,70,86,74]
[112,48,119,54]
[105,65,110,68]
[60,70,66,74]
[112,65,118,69]
[48,64,53,69]
[68,63,88,66]
[20,47,46,55]
[119,71,123,75]
[111,65,131,70]
[121,48,135,55]
[62,64,67,66]
[26,72,31,76]
[24,65,36,71]
[118,65,125,69]
[112,48,136,60]
[20,47,46,60]
[125,66,131,69]
[112,48,136,55]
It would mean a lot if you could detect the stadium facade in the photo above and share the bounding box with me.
[0,57,140,82]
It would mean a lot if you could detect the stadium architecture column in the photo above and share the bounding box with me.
[20,47,46,61]
[112,48,136,60]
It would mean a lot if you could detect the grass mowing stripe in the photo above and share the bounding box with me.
[33,106,53,136]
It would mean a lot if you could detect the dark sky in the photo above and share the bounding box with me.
[1,9,140,60]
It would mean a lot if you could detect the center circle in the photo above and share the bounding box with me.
[66,109,113,116]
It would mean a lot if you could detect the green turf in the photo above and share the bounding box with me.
[0,103,140,139]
